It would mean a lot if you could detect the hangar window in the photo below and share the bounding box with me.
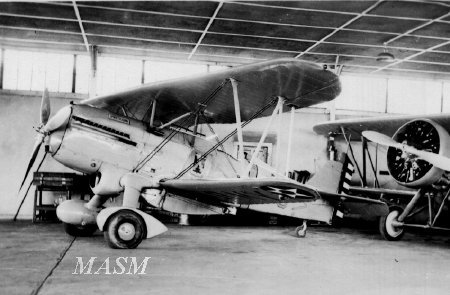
[144,61,207,83]
[75,55,90,94]
[441,82,450,113]
[335,75,387,113]
[387,78,441,114]
[2,49,73,92]
[96,57,142,95]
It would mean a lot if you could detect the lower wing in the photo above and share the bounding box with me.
[160,177,388,217]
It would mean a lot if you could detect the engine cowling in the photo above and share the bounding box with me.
[387,119,450,187]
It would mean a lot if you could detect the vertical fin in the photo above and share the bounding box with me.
[337,154,355,194]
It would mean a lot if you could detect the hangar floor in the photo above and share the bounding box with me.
[1,221,449,295]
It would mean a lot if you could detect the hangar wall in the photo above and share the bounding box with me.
[0,91,86,219]
[0,90,384,219]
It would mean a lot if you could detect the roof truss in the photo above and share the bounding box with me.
[0,0,448,80]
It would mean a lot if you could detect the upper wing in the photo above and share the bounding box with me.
[80,58,340,125]
[313,113,450,139]
[159,177,387,208]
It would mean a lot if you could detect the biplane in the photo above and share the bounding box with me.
[314,114,450,240]
[19,58,387,249]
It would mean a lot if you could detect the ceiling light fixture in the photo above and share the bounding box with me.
[376,43,395,62]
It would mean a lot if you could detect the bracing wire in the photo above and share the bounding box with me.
[134,80,229,172]
[173,97,279,180]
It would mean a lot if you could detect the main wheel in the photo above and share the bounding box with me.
[104,210,147,249]
[63,223,98,237]
[379,209,405,241]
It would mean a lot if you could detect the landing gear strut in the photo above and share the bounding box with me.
[104,210,147,249]
[295,220,307,238]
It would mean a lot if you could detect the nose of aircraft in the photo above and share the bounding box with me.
[18,105,72,191]
[45,106,72,153]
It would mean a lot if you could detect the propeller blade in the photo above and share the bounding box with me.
[362,131,403,149]
[363,131,450,171]
[40,88,51,125]
[18,135,44,192]
[404,146,450,171]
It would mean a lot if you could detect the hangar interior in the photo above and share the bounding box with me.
[1,0,450,219]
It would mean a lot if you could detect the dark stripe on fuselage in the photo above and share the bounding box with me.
[72,115,137,146]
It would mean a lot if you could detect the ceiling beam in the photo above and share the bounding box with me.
[372,39,450,73]
[2,36,449,79]
[2,10,450,43]
[50,1,450,24]
[3,24,450,65]
[188,1,223,60]
[49,2,211,20]
[295,0,384,58]
[1,1,448,80]
[0,25,400,54]
[42,0,450,32]
[233,0,450,22]
[347,63,450,76]
[3,22,449,54]
[2,28,449,66]
[386,11,450,45]
[72,0,89,52]
[98,43,264,62]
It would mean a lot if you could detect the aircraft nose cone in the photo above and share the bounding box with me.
[43,106,71,154]
[42,106,71,133]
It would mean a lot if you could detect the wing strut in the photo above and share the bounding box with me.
[230,78,246,175]
[149,100,156,127]
[158,112,192,130]
[200,112,238,175]
[134,80,229,172]
[243,97,284,177]
[173,97,279,179]
[285,106,296,176]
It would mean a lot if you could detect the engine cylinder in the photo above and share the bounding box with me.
[387,119,450,187]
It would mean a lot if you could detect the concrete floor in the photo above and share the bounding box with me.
[1,221,450,295]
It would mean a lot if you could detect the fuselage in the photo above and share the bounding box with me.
[47,104,240,195]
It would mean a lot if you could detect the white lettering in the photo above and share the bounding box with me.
[73,257,96,274]
[94,257,111,275]
[73,257,150,275]
[113,257,128,275]
[127,257,150,275]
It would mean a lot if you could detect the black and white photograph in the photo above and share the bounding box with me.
[0,1,450,294]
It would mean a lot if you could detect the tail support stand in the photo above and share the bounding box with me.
[296,220,307,238]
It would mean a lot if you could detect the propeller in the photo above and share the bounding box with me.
[18,89,72,192]
[19,90,51,191]
[362,131,450,172]
[40,88,51,125]
[18,134,45,191]
[18,90,51,192]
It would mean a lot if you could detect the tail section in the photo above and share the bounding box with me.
[306,154,354,195]
[337,154,355,194]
